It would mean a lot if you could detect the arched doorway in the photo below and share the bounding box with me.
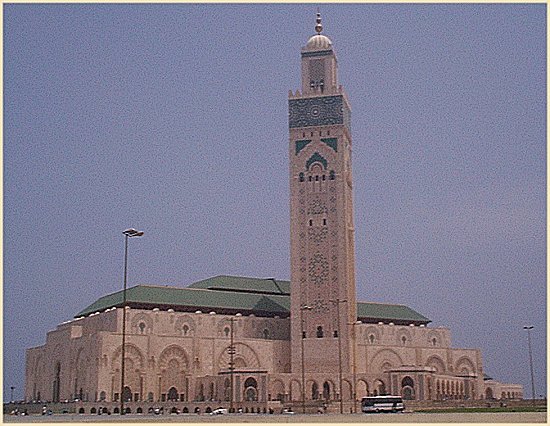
[374,379,386,396]
[167,387,178,401]
[122,386,132,402]
[244,377,258,401]
[402,376,415,400]
[323,382,330,400]
[311,382,319,400]
[486,388,493,399]
[356,380,369,399]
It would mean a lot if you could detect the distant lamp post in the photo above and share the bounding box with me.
[10,386,14,402]
[300,304,313,414]
[329,298,347,414]
[228,313,242,413]
[523,325,535,404]
[349,320,361,413]
[120,228,144,415]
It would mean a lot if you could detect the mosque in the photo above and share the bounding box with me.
[24,15,523,414]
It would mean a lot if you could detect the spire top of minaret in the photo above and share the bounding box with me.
[315,11,323,34]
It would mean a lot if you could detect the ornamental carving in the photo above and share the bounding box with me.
[311,299,329,313]
[308,199,327,215]
[308,227,328,244]
[308,253,329,285]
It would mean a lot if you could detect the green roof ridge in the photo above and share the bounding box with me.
[75,277,430,324]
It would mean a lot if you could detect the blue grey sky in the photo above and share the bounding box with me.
[4,4,546,400]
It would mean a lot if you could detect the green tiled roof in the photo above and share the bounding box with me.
[76,285,290,318]
[357,301,430,324]
[188,275,290,295]
[76,275,430,325]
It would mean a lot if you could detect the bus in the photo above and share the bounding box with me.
[361,396,404,413]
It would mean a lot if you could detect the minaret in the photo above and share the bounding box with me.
[289,14,357,380]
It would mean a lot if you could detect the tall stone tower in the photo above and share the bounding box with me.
[289,14,357,379]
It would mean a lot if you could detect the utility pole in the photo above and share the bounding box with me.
[300,304,312,414]
[228,313,241,412]
[523,325,536,404]
[330,298,347,414]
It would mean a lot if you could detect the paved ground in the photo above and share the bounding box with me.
[3,412,547,423]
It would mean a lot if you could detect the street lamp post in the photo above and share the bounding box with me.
[120,228,143,415]
[10,386,14,403]
[300,304,312,414]
[349,320,361,413]
[329,298,347,414]
[523,325,535,404]
[228,313,241,413]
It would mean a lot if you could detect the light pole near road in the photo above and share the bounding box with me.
[300,304,312,414]
[523,325,535,403]
[120,228,143,415]
[228,313,241,413]
[349,320,361,413]
[329,298,347,414]
[10,386,14,402]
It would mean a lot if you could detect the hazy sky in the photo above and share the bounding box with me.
[4,4,546,400]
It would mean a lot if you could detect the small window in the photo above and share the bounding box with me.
[263,329,269,339]
[148,392,154,402]
[224,327,230,337]
[369,334,375,344]
[311,132,314,137]
[183,324,189,336]
[139,322,146,333]
[114,393,119,402]
[299,172,304,182]
[322,175,325,181]
[401,336,407,345]
[323,219,327,226]
[316,326,324,338]
[432,338,437,346]
[327,130,330,136]
[309,176,313,182]
[309,219,313,226]
[315,175,319,181]
[302,132,306,138]
[329,170,335,180]
[333,330,338,338]
[302,331,306,339]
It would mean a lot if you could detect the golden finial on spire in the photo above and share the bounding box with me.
[315,11,323,34]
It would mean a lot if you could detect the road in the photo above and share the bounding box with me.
[3,412,547,423]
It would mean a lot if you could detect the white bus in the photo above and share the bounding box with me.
[361,396,404,413]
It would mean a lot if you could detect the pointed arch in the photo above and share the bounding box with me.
[158,345,189,371]
[130,312,153,334]
[356,379,369,399]
[174,315,196,336]
[306,152,328,170]
[369,348,403,373]
[455,356,476,375]
[111,344,144,370]
[426,355,446,374]
[217,342,260,370]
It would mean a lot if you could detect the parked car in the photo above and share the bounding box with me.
[211,407,228,415]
